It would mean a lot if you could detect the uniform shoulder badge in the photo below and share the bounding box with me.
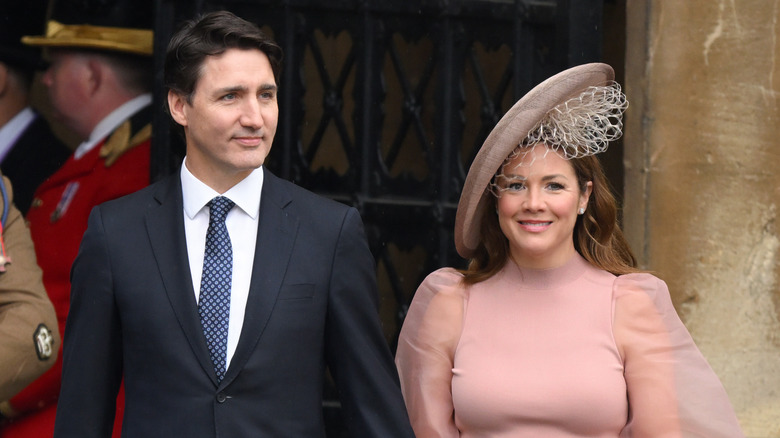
[33,324,55,360]
[99,121,152,167]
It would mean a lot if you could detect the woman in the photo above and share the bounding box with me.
[395,63,743,437]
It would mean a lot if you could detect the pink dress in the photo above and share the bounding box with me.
[395,254,744,437]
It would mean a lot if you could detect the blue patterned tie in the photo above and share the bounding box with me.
[198,196,234,383]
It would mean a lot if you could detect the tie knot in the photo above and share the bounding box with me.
[208,196,234,223]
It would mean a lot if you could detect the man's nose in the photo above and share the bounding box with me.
[240,99,264,129]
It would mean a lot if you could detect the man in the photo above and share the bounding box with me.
[0,0,70,215]
[0,174,58,417]
[0,0,154,436]
[53,10,415,438]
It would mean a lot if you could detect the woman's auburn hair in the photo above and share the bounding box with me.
[459,153,641,285]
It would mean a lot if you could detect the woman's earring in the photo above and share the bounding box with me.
[578,208,585,215]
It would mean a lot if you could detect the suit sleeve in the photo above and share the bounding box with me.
[323,208,415,437]
[0,177,59,404]
[53,206,123,438]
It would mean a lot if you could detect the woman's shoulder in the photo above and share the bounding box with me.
[422,267,464,288]
[412,267,468,307]
[613,272,669,299]
[611,272,677,318]
[408,266,466,306]
[399,267,468,355]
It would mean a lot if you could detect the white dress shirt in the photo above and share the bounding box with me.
[180,158,263,369]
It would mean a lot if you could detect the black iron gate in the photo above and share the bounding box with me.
[150,1,609,434]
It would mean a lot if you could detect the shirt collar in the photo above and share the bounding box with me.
[180,157,264,220]
[74,93,152,159]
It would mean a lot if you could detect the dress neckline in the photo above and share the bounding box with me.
[501,252,591,290]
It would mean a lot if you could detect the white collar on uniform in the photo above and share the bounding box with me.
[74,93,152,160]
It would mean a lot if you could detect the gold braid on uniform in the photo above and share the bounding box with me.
[99,121,152,167]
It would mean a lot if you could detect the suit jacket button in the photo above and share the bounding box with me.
[216,393,227,403]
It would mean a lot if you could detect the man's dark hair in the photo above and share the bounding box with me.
[164,10,283,108]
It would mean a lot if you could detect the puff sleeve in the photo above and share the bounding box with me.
[613,273,744,437]
[395,268,466,438]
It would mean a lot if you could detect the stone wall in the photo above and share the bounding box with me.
[624,1,780,436]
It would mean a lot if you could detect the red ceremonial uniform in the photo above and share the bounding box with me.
[1,116,150,438]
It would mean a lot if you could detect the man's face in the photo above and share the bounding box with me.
[169,48,278,191]
[41,50,93,139]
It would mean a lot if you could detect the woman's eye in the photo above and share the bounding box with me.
[546,182,565,191]
[501,179,526,191]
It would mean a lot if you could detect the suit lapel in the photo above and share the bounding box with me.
[145,174,219,385]
[222,171,298,386]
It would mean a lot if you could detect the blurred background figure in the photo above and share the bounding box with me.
[0,0,70,215]
[0,173,59,422]
[0,0,154,436]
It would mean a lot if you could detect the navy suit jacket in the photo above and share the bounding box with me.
[54,169,414,437]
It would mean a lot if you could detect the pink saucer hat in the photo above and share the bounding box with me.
[454,63,615,259]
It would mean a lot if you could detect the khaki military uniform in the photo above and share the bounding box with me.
[0,175,58,405]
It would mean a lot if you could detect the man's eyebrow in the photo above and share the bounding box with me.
[213,84,277,96]
[214,85,247,95]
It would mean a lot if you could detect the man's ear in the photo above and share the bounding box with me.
[85,58,103,96]
[167,90,189,127]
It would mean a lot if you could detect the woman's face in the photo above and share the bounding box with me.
[495,144,592,269]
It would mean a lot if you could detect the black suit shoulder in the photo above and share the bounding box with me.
[97,173,175,215]
[263,171,353,218]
